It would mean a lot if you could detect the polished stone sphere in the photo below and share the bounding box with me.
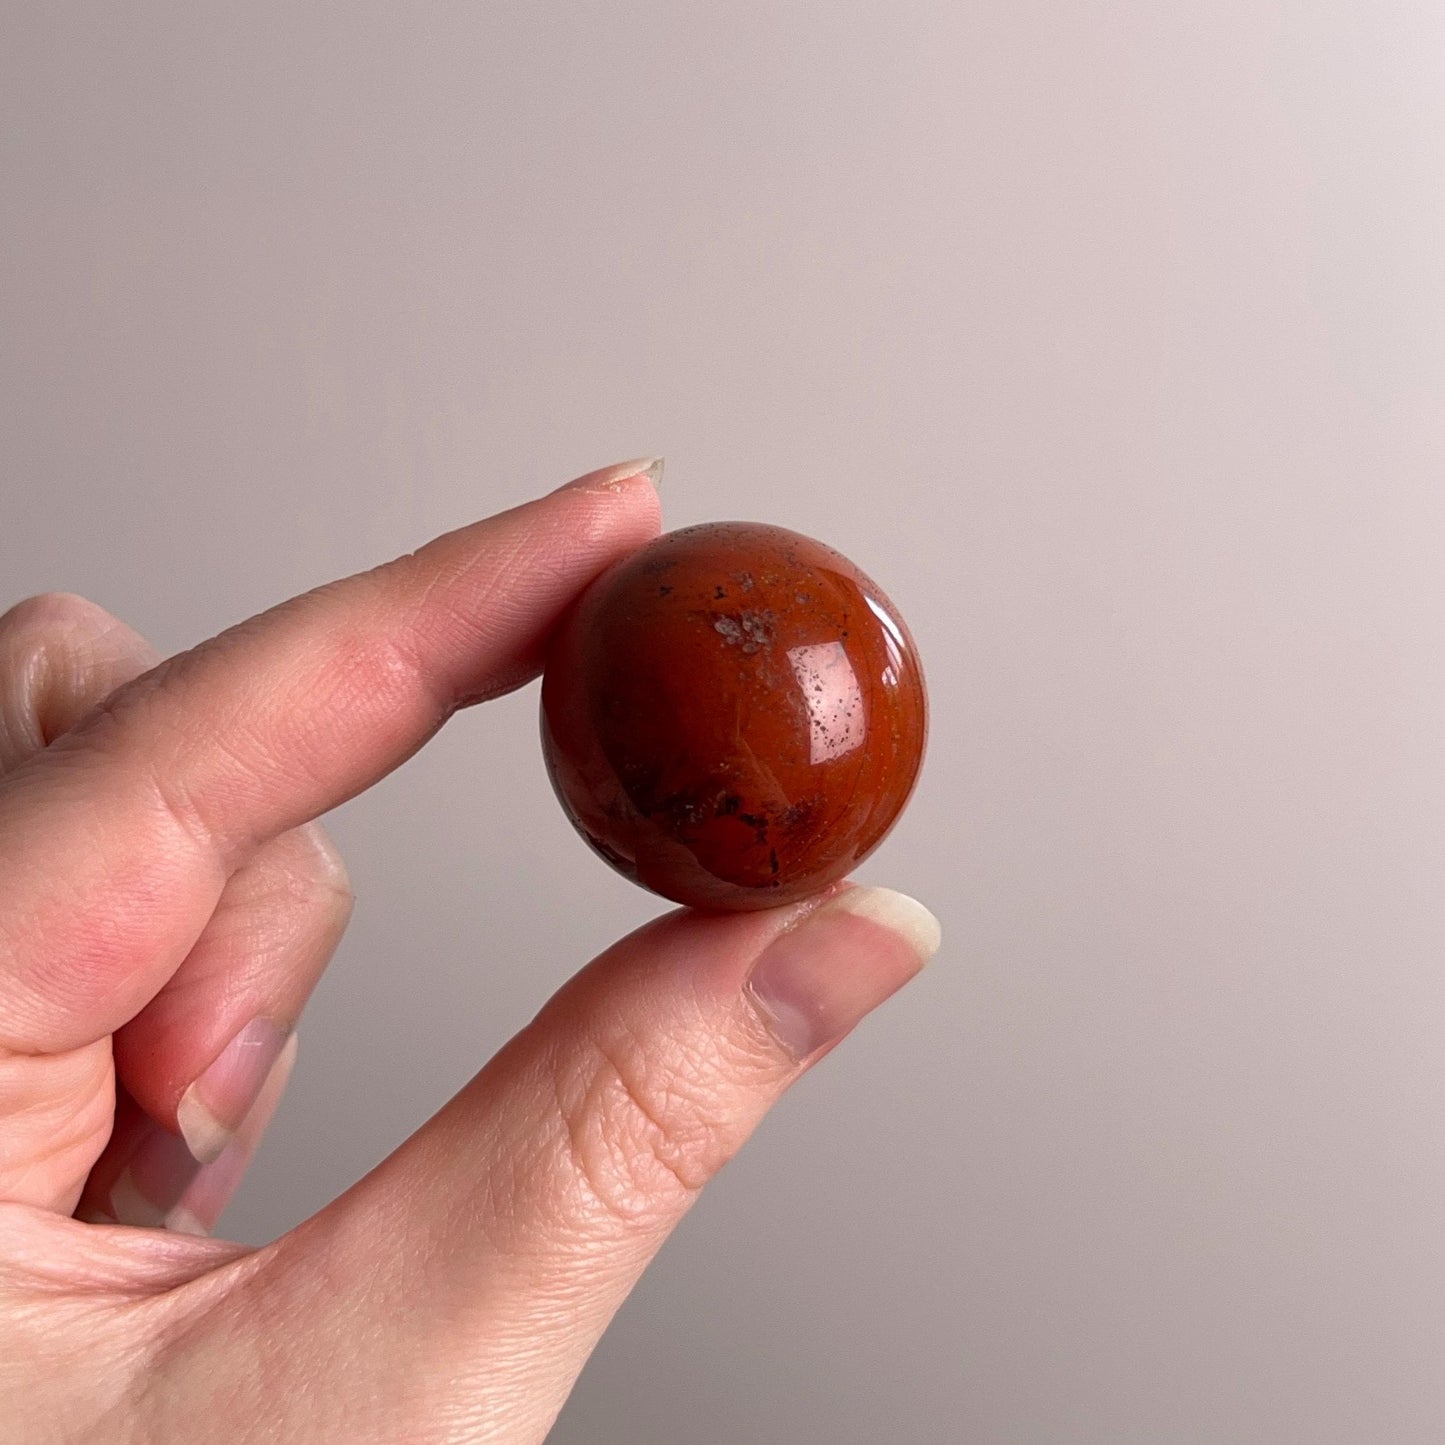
[540,522,928,911]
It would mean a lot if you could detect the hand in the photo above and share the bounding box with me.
[0,460,940,1443]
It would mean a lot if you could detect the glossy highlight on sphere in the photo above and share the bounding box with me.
[540,522,928,911]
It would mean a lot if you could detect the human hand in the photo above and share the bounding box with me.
[0,460,940,1443]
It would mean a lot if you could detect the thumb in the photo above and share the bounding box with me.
[191,883,940,1443]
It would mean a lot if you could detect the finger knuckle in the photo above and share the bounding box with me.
[550,1029,740,1228]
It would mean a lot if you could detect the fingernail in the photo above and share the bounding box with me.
[167,1032,299,1237]
[104,1033,298,1231]
[745,886,942,1060]
[107,1126,199,1227]
[177,1017,291,1164]
[554,456,664,495]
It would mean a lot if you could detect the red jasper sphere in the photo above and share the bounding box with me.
[540,522,928,911]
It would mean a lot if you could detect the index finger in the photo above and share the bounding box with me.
[0,460,662,1054]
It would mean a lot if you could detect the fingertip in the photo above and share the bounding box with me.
[538,459,665,554]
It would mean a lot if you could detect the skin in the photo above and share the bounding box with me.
[0,461,937,1444]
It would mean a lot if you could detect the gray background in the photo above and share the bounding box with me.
[4,3,1445,1441]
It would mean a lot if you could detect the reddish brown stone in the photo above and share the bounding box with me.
[540,522,928,911]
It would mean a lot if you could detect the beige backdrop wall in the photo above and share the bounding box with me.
[4,4,1444,1441]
